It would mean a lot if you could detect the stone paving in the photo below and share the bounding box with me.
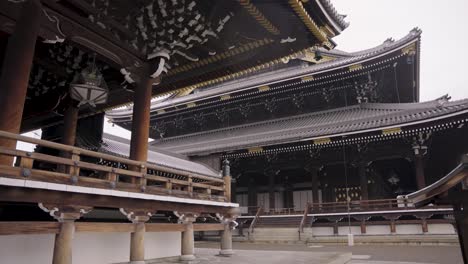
[150,248,351,264]
[192,242,463,264]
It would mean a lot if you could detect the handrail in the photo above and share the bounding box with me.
[248,206,263,235]
[0,130,222,181]
[0,130,228,201]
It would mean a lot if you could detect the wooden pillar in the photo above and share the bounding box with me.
[360,220,366,234]
[178,213,198,261]
[0,0,41,165]
[130,223,146,264]
[415,155,426,190]
[120,209,153,264]
[247,177,257,209]
[390,219,396,234]
[39,204,92,264]
[220,222,234,256]
[53,221,75,264]
[359,162,369,200]
[129,70,156,163]
[267,170,275,211]
[421,218,428,233]
[61,105,79,146]
[310,168,319,204]
[231,178,237,203]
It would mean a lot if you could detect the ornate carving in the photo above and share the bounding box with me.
[238,103,251,118]
[263,98,277,113]
[215,107,229,122]
[412,132,431,156]
[38,203,92,222]
[192,112,206,128]
[173,211,199,224]
[354,73,378,103]
[120,208,154,223]
[291,92,305,109]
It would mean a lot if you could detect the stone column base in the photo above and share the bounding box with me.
[129,261,145,264]
[219,249,234,256]
[180,254,196,261]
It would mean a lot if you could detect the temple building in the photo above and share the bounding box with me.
[108,27,468,210]
[0,0,353,264]
[107,27,468,243]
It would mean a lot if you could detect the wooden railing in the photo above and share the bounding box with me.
[308,199,403,213]
[0,130,228,202]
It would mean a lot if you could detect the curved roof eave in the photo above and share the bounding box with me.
[315,0,350,33]
[106,28,422,119]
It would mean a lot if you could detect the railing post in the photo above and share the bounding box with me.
[165,179,172,194]
[188,176,193,197]
[69,150,80,183]
[19,153,33,169]
[107,169,118,189]
[139,164,147,192]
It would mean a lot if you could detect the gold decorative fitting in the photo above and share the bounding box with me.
[237,0,280,35]
[258,85,270,92]
[382,127,402,135]
[349,64,363,72]
[288,0,328,44]
[220,94,231,101]
[186,103,196,108]
[301,75,314,82]
[313,137,331,145]
[167,38,273,76]
[401,42,417,55]
[248,147,263,153]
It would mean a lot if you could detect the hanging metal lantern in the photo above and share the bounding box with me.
[70,64,108,107]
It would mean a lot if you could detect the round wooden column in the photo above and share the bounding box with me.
[130,222,146,264]
[178,213,197,261]
[358,163,369,200]
[181,221,195,261]
[219,223,234,256]
[53,221,75,264]
[129,72,155,163]
[415,155,426,190]
[0,0,41,165]
[61,105,79,146]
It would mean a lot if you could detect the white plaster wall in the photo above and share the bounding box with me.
[366,225,391,235]
[0,234,54,264]
[395,224,422,235]
[311,227,333,236]
[73,232,130,264]
[145,232,181,260]
[427,223,456,234]
[338,226,361,235]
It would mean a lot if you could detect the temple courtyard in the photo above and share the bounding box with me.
[164,242,465,264]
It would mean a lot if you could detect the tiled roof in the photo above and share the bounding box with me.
[100,134,220,178]
[152,96,468,155]
[106,28,421,119]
